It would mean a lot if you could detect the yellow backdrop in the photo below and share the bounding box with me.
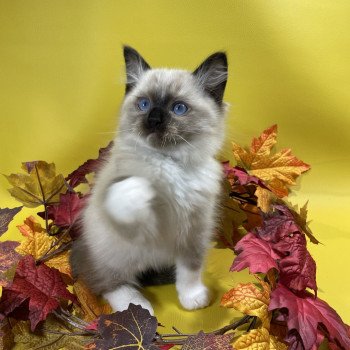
[1,0,349,336]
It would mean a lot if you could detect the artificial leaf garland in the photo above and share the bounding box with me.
[0,126,348,349]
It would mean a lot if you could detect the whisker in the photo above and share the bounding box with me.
[177,135,196,149]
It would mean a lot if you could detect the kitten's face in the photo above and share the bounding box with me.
[119,47,228,152]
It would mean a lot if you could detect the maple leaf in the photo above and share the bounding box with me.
[182,331,233,350]
[0,240,21,287]
[12,317,86,350]
[274,233,317,294]
[73,279,112,322]
[17,215,44,236]
[16,216,71,276]
[221,278,271,329]
[232,125,310,198]
[46,192,87,227]
[5,161,66,208]
[234,327,287,350]
[256,205,301,243]
[231,232,280,274]
[0,206,22,236]
[0,255,76,331]
[287,201,320,244]
[89,303,157,350]
[269,283,350,350]
[66,141,113,188]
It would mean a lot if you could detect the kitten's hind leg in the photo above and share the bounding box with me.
[103,284,154,315]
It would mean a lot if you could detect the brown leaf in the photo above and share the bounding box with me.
[0,241,21,287]
[0,206,22,236]
[89,304,157,350]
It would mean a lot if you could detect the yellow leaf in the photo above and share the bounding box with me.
[232,125,310,198]
[73,279,112,322]
[12,317,86,350]
[6,161,66,208]
[234,328,287,350]
[221,278,271,329]
[255,187,276,213]
[16,217,71,277]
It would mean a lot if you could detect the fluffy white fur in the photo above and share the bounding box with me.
[70,47,228,315]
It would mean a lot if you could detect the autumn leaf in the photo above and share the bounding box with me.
[221,278,271,329]
[45,192,87,227]
[287,201,320,244]
[231,232,280,274]
[17,215,44,236]
[182,331,233,350]
[234,327,287,350]
[256,206,301,243]
[232,125,310,198]
[66,142,113,188]
[0,240,21,287]
[89,303,157,350]
[0,255,76,331]
[0,318,15,350]
[12,317,86,350]
[273,233,317,294]
[73,279,112,322]
[16,216,71,276]
[0,206,22,236]
[6,161,66,208]
[269,284,350,350]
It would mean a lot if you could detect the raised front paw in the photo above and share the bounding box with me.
[178,284,211,310]
[104,176,155,225]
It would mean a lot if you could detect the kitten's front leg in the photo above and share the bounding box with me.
[104,176,156,226]
[176,257,211,310]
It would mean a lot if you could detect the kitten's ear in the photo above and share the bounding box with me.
[193,52,228,104]
[123,46,151,93]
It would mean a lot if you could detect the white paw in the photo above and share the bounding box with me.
[104,177,155,225]
[104,286,154,316]
[178,284,211,310]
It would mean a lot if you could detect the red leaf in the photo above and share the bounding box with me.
[0,206,22,236]
[231,232,280,274]
[0,255,76,331]
[269,284,350,350]
[89,304,157,349]
[66,142,113,188]
[46,192,87,227]
[256,205,301,243]
[274,233,317,294]
[0,241,21,287]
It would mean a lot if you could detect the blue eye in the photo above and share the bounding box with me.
[172,102,188,116]
[137,98,151,112]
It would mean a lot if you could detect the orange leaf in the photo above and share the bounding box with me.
[16,217,71,277]
[17,215,44,236]
[221,278,271,329]
[232,125,310,198]
[73,279,112,322]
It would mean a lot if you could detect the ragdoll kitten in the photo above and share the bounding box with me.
[70,46,228,315]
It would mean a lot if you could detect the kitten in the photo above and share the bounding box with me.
[70,46,228,315]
